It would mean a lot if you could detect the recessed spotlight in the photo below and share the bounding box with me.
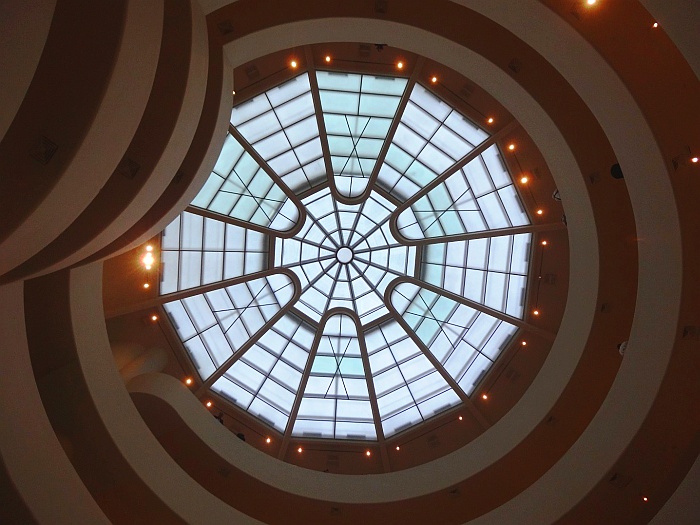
[520,176,529,184]
[458,415,463,421]
[395,446,400,451]
[541,240,548,246]
[431,76,438,83]
[652,22,658,28]
[521,341,527,346]
[290,60,298,69]
[586,0,597,5]
[232,90,236,95]
[185,378,193,385]
[397,61,404,70]
[508,143,516,151]
[692,157,699,163]
[487,117,494,124]
[143,283,150,289]
[266,437,271,444]
[297,446,303,453]
[643,496,649,502]
[151,314,158,322]
[536,209,544,215]
[146,245,153,252]
[482,394,488,400]
[145,265,152,270]
[206,401,213,408]
[533,310,540,316]
[365,450,371,457]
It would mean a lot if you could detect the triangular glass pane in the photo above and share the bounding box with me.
[389,281,519,396]
[364,319,460,437]
[159,211,268,294]
[231,73,325,194]
[317,71,408,198]
[377,84,490,202]
[191,133,300,232]
[397,144,530,240]
[293,314,377,440]
[213,313,315,432]
[420,233,531,318]
[162,272,295,381]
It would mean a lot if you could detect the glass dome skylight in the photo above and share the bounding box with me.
[160,68,533,440]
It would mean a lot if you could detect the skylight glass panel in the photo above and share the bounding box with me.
[390,281,518,396]
[163,273,294,380]
[292,314,376,440]
[214,313,314,432]
[317,71,408,198]
[159,211,267,294]
[421,233,531,317]
[231,73,325,193]
[377,84,489,201]
[365,320,460,437]
[274,188,415,324]
[191,133,300,232]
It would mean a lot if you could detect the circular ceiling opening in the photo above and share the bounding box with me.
[154,46,564,460]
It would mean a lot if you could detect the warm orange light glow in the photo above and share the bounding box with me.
[458,415,463,421]
[266,437,271,444]
[143,283,150,289]
[145,265,152,270]
[536,209,544,215]
[151,315,158,322]
[692,157,699,163]
[431,76,438,83]
[397,61,404,69]
[508,143,516,151]
[652,22,658,28]
[206,401,213,408]
[396,446,400,451]
[521,341,527,346]
[297,447,303,453]
[290,60,298,68]
[482,394,488,400]
[487,117,494,124]
[185,378,193,385]
[520,176,529,184]
[533,310,540,316]
[325,55,331,63]
[586,0,597,5]
[541,240,548,246]
[365,450,371,457]
[146,245,153,252]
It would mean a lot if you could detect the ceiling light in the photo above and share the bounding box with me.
[541,240,548,246]
[533,310,540,316]
[151,314,158,322]
[395,446,400,451]
[185,378,193,385]
[692,157,699,163]
[458,416,463,421]
[397,61,404,69]
[643,496,649,502]
[536,209,544,215]
[290,60,298,68]
[297,447,303,453]
[508,143,516,151]
[431,76,438,83]
[482,394,488,400]
[206,401,212,408]
[520,176,529,184]
[325,55,331,63]
[232,90,236,95]
[146,245,153,252]
[652,22,658,28]
[143,283,150,289]
[487,117,494,124]
[521,341,527,346]
[586,0,597,5]
[266,437,271,444]
[365,450,371,457]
